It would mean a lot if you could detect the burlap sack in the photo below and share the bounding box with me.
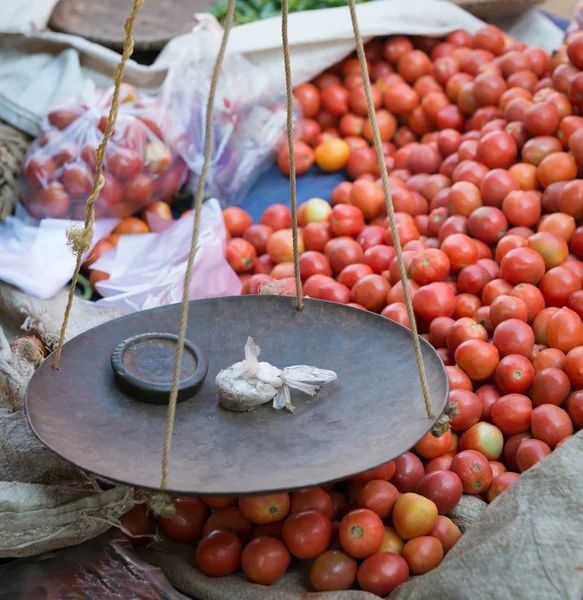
[138,434,582,600]
[0,281,136,558]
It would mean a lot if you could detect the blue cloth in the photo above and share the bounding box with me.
[240,165,346,223]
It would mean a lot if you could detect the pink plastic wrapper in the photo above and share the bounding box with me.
[0,534,188,600]
[21,82,187,220]
[91,198,242,313]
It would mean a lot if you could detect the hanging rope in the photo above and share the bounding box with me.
[52,0,144,371]
[158,0,237,492]
[346,0,433,419]
[281,0,303,310]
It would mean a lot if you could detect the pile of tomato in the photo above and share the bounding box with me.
[112,25,583,596]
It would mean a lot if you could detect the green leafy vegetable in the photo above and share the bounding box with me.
[209,0,374,26]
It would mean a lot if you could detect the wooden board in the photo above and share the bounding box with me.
[49,0,217,52]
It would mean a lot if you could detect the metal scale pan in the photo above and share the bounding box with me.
[26,295,448,497]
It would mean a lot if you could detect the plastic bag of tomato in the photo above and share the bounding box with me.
[20,81,187,220]
[114,23,583,599]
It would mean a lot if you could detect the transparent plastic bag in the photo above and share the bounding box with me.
[21,81,187,220]
[161,15,300,208]
[568,2,583,34]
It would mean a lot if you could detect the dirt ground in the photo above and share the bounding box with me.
[542,0,577,18]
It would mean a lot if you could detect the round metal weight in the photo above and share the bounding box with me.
[26,296,448,497]
[111,333,208,405]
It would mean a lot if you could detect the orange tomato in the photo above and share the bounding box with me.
[143,200,172,220]
[314,139,351,172]
[267,229,305,263]
[378,526,405,554]
[392,493,438,540]
[84,239,113,268]
[112,217,150,235]
[238,493,290,525]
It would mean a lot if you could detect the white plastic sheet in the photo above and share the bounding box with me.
[0,206,118,300]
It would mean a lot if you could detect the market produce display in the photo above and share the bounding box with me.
[209,0,373,26]
[21,83,187,220]
[104,24,583,595]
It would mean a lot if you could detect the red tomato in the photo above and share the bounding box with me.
[107,147,143,180]
[446,365,473,392]
[329,204,365,238]
[500,247,546,285]
[290,487,334,519]
[430,515,462,553]
[494,354,535,394]
[339,509,385,558]
[530,404,574,448]
[120,504,151,545]
[241,536,290,585]
[362,246,395,275]
[277,141,315,176]
[450,449,494,494]
[261,204,292,230]
[455,339,500,381]
[413,282,456,320]
[352,461,397,483]
[226,238,257,273]
[282,510,332,559]
[539,266,581,307]
[357,480,399,519]
[402,536,444,575]
[492,319,535,358]
[446,317,488,354]
[294,83,321,118]
[530,367,571,407]
[357,552,409,596]
[516,439,551,472]
[565,391,583,429]
[491,394,533,435]
[320,84,350,116]
[243,224,273,255]
[195,530,242,577]
[337,263,374,289]
[415,471,463,515]
[448,389,483,431]
[159,497,208,543]
[310,550,358,592]
[487,472,520,502]
[38,182,71,218]
[390,452,426,492]
[414,429,453,460]
[546,307,583,353]
[202,507,253,543]
[351,274,390,312]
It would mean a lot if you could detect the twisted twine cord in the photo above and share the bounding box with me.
[281,0,303,309]
[158,0,237,491]
[52,0,145,370]
[346,0,433,419]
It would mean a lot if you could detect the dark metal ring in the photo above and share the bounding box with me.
[111,333,208,405]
